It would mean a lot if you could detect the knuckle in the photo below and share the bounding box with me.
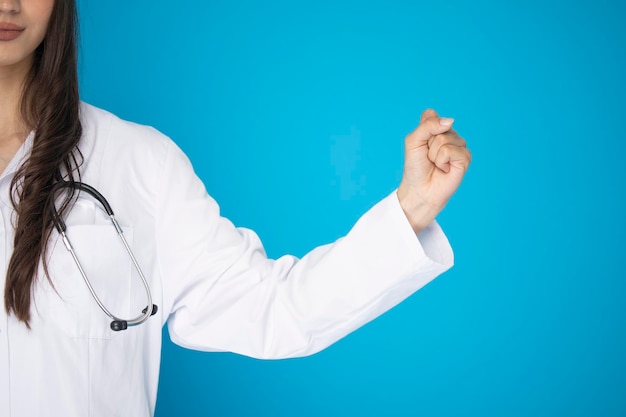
[439,143,452,156]
[429,134,444,149]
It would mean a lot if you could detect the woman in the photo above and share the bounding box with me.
[0,0,471,416]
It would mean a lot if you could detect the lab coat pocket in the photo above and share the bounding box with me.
[43,224,135,339]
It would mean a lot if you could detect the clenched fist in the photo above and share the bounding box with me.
[397,109,471,233]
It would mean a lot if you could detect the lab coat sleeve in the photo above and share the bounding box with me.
[158,140,453,359]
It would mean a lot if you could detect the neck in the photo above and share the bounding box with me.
[0,56,32,142]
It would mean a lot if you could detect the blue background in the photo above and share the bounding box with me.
[77,0,625,416]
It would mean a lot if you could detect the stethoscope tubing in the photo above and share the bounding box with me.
[52,181,157,331]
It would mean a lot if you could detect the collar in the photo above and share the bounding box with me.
[0,130,34,183]
[0,131,35,207]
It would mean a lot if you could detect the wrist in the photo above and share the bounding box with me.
[396,186,440,234]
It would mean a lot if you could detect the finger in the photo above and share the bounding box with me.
[428,132,467,164]
[427,128,464,147]
[407,109,455,147]
[434,144,472,174]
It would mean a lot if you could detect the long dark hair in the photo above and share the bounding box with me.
[4,0,83,326]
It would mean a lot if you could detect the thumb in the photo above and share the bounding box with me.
[420,108,439,123]
[408,109,454,146]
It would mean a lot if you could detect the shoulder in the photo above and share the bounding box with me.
[76,102,193,200]
[77,102,184,177]
[79,102,172,154]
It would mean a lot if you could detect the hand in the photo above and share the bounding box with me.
[397,109,471,233]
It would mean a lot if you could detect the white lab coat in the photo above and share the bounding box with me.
[0,103,453,416]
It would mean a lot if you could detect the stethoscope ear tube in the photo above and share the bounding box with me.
[51,181,157,331]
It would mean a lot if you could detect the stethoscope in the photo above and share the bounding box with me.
[51,181,158,331]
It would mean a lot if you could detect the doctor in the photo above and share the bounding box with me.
[0,0,471,416]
